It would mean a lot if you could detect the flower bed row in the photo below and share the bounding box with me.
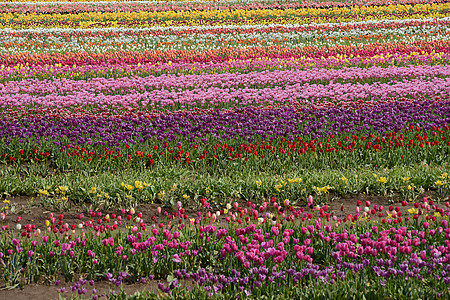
[1,2,449,29]
[2,18,449,53]
[1,196,449,298]
[1,40,448,66]
[6,64,450,97]
[2,50,449,86]
[1,99,449,172]
[0,0,441,14]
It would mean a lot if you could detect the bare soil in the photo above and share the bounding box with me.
[0,192,421,231]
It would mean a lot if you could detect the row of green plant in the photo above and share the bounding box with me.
[1,162,448,211]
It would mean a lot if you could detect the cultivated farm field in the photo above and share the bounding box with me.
[0,0,449,299]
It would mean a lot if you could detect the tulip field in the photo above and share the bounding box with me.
[0,0,450,299]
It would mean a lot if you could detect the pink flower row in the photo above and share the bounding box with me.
[2,64,447,97]
[1,77,448,109]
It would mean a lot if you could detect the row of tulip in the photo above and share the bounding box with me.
[4,64,448,97]
[2,19,448,53]
[1,40,448,66]
[1,195,449,298]
[1,50,448,86]
[1,99,448,176]
[1,17,446,34]
[1,75,449,110]
[0,95,436,122]
[1,3,449,30]
[0,0,441,14]
[2,98,448,146]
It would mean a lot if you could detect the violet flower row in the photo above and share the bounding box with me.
[1,99,448,148]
